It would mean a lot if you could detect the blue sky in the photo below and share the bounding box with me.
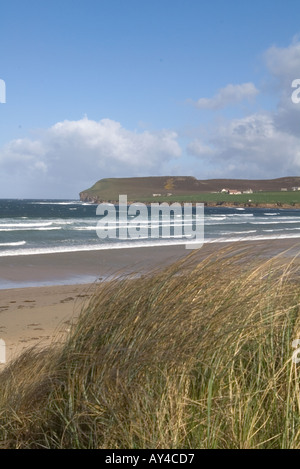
[1,0,300,198]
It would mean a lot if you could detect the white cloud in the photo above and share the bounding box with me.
[264,38,300,83]
[193,82,259,110]
[0,118,182,197]
[188,111,300,179]
[187,39,300,179]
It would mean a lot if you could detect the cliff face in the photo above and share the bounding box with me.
[79,192,100,204]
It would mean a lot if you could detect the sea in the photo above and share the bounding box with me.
[1,199,300,257]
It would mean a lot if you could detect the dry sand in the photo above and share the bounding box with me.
[1,239,300,367]
[0,283,97,367]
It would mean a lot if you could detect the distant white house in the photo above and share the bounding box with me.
[242,189,253,194]
[228,190,242,195]
[152,193,162,197]
[220,188,250,195]
[292,187,300,191]
[281,188,288,192]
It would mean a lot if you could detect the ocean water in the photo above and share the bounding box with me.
[0,199,300,257]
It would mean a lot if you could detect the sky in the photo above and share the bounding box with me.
[1,0,300,198]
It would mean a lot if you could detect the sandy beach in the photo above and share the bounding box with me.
[1,239,300,367]
[0,245,188,365]
[0,283,96,366]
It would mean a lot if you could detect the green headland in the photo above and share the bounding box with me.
[80,176,300,208]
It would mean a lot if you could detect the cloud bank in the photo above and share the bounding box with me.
[188,40,300,179]
[0,118,181,197]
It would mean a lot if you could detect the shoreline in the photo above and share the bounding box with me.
[1,238,300,290]
[203,202,300,209]
[80,199,300,209]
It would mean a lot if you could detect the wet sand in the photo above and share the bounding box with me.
[1,239,300,289]
[0,245,188,289]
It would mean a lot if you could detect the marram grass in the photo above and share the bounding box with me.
[1,245,300,449]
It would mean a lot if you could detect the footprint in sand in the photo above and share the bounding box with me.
[20,337,40,342]
[60,297,74,303]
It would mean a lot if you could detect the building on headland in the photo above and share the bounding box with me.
[242,189,253,194]
[152,193,172,197]
[228,190,242,195]
[220,188,253,195]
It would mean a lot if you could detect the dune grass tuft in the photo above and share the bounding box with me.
[1,245,300,449]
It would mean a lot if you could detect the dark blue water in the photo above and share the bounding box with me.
[0,199,300,257]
